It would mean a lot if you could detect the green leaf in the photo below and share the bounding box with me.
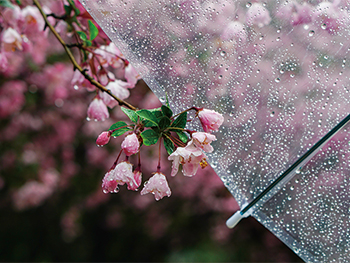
[109,121,128,130]
[159,116,171,131]
[64,4,72,15]
[108,121,131,137]
[176,131,189,143]
[67,0,80,15]
[111,128,131,137]
[85,40,92,47]
[121,107,138,123]
[165,92,170,108]
[88,20,99,41]
[141,129,159,146]
[163,136,175,155]
[136,109,159,127]
[171,111,187,129]
[161,105,173,118]
[0,0,14,8]
[77,31,88,41]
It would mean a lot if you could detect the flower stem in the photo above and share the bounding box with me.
[33,0,136,111]
[157,137,162,172]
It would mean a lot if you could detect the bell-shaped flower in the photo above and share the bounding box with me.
[102,161,135,193]
[2,27,23,52]
[140,172,171,200]
[197,109,224,133]
[121,133,140,156]
[191,132,216,153]
[96,131,111,146]
[168,143,207,177]
[99,79,130,108]
[87,97,109,121]
[127,170,142,191]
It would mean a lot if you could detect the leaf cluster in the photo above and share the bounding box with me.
[108,106,189,155]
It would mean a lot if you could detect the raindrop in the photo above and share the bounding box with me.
[86,117,91,121]
[308,30,315,37]
[246,2,252,8]
[321,23,327,30]
[220,51,226,57]
[74,85,79,90]
[270,111,275,117]
[275,78,280,83]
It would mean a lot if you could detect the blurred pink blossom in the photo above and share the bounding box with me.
[140,172,171,201]
[124,63,140,87]
[0,80,26,118]
[13,181,53,210]
[246,3,271,28]
[2,27,23,52]
[99,79,130,108]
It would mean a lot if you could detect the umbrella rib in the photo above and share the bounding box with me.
[227,112,350,228]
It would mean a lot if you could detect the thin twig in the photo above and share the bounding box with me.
[33,0,137,111]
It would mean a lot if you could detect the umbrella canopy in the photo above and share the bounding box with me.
[79,0,350,262]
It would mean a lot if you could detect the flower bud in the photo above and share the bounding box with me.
[121,133,139,156]
[96,131,110,146]
[197,109,224,133]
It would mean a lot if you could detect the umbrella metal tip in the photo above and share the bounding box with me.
[226,210,244,229]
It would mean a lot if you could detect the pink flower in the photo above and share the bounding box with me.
[221,21,247,43]
[87,97,109,121]
[13,181,53,210]
[2,27,23,52]
[96,131,111,146]
[140,172,171,201]
[121,133,140,156]
[99,79,130,108]
[168,143,207,177]
[191,132,216,153]
[124,63,140,88]
[102,161,134,193]
[21,5,45,33]
[127,170,142,191]
[197,109,224,133]
[0,52,8,71]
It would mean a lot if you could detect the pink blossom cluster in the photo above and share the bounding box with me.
[97,107,224,201]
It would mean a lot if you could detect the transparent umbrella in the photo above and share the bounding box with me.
[79,0,350,262]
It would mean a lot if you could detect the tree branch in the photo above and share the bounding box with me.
[33,0,137,111]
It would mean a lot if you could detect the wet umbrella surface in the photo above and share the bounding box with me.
[79,0,350,262]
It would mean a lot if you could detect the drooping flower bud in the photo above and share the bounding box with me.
[87,97,109,121]
[140,172,171,201]
[197,109,224,133]
[121,133,140,156]
[96,131,111,146]
[102,161,134,193]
